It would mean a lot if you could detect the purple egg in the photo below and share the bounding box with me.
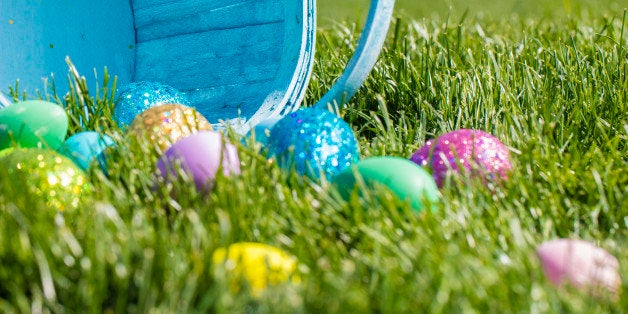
[156,131,240,190]
[410,129,512,187]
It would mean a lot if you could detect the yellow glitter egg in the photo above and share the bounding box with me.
[0,148,91,211]
[212,242,300,296]
[127,103,212,152]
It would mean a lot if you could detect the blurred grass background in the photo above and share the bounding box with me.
[318,0,628,24]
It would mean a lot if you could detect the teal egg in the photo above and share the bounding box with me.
[246,116,281,147]
[60,131,115,171]
[333,156,440,212]
[0,100,68,150]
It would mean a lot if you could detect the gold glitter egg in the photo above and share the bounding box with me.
[0,148,92,211]
[127,103,213,152]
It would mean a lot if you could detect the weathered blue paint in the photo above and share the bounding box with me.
[0,1,136,92]
[0,0,394,131]
[131,0,315,128]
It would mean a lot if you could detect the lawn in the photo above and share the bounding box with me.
[318,0,628,21]
[1,0,627,312]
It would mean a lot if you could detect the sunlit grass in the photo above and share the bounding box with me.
[1,4,627,313]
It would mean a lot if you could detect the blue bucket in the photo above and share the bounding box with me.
[0,0,394,130]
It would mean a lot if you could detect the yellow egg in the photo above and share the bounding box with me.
[127,103,212,152]
[0,148,91,211]
[212,242,300,296]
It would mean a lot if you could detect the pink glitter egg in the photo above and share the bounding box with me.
[536,239,620,296]
[410,129,512,187]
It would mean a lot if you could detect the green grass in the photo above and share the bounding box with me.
[1,2,627,313]
[319,0,628,22]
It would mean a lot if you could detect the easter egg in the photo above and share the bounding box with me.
[59,131,115,171]
[127,104,212,152]
[212,242,299,296]
[156,131,240,190]
[536,239,620,297]
[267,107,359,178]
[333,156,439,212]
[247,116,282,147]
[114,81,190,128]
[410,129,512,187]
[0,148,91,211]
[0,100,68,150]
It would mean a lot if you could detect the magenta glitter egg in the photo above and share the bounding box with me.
[410,129,512,187]
[156,131,240,191]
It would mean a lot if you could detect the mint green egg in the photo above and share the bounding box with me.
[0,100,68,150]
[333,156,440,212]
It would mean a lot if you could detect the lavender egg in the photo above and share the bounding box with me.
[410,129,512,187]
[156,131,240,190]
[267,107,359,179]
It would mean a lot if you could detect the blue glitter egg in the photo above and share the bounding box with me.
[114,81,190,128]
[267,107,359,178]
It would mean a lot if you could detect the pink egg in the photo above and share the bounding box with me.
[536,239,620,296]
[410,129,512,187]
[156,131,240,190]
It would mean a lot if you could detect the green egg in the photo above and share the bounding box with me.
[333,156,440,212]
[0,100,68,150]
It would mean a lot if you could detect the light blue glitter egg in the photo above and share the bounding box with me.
[114,81,190,128]
[267,107,359,179]
[59,131,115,171]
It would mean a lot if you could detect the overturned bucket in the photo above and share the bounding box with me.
[0,0,394,131]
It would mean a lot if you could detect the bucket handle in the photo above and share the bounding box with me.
[314,0,395,111]
[0,93,13,109]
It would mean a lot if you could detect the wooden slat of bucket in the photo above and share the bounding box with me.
[132,0,313,128]
[245,0,316,128]
[135,22,283,90]
[133,0,283,43]
[186,80,275,123]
